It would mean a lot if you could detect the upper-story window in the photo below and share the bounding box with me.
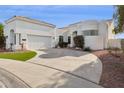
[83,30,98,36]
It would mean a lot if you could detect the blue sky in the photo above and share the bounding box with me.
[0,5,114,27]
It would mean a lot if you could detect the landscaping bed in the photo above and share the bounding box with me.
[0,50,37,61]
[92,50,124,88]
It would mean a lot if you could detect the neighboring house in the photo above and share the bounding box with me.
[55,20,115,50]
[4,16,115,50]
[4,16,56,50]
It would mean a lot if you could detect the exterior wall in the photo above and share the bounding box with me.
[54,28,69,47]
[56,20,114,50]
[4,16,114,50]
[98,20,115,49]
[79,20,98,32]
[4,21,16,50]
[98,21,108,49]
[107,21,115,39]
[67,20,100,48]
[4,17,55,50]
[63,31,69,42]
[84,36,104,50]
[15,20,54,36]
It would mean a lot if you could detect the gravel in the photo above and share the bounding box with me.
[93,50,124,88]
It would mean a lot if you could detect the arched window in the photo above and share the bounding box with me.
[10,29,16,44]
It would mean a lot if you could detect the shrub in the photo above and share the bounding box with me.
[121,39,124,50]
[73,35,84,49]
[83,47,92,52]
[58,42,68,48]
[108,47,122,57]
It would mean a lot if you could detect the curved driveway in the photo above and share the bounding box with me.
[28,49,102,86]
[0,48,102,88]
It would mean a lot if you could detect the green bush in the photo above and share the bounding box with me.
[83,47,91,51]
[58,42,68,48]
[121,39,124,49]
[0,23,6,49]
[73,35,84,49]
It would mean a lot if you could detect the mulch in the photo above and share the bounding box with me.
[92,50,124,88]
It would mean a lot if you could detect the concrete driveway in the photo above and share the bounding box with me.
[0,48,102,88]
[28,48,102,87]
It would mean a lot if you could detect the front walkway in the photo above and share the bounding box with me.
[0,48,102,88]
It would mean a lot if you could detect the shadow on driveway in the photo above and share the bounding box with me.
[39,48,89,59]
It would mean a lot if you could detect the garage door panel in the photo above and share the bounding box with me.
[27,35,51,49]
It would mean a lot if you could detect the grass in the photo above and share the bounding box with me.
[0,51,37,61]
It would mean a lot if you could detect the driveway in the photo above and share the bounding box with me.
[28,49,102,86]
[0,48,102,88]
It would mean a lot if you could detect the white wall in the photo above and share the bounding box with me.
[55,20,115,50]
[4,18,55,50]
[15,20,54,36]
[4,21,16,49]
[84,36,104,50]
[79,20,98,31]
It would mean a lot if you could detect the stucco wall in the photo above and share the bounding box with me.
[4,18,55,50]
[84,36,104,50]
[15,20,54,36]
[79,20,98,31]
[68,20,99,35]
[4,21,17,49]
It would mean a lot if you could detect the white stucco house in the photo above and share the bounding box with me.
[4,16,115,50]
[55,20,115,50]
[4,16,56,50]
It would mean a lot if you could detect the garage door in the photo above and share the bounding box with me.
[27,35,52,49]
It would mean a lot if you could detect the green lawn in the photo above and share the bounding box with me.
[0,51,37,61]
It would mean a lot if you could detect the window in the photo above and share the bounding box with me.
[19,34,21,44]
[14,34,16,44]
[59,36,63,43]
[73,31,77,37]
[68,36,71,44]
[83,30,98,36]
[10,29,14,44]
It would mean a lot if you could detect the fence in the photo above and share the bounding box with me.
[108,39,124,49]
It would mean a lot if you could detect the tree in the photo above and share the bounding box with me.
[0,23,5,49]
[113,5,124,34]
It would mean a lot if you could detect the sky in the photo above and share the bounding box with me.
[0,5,114,27]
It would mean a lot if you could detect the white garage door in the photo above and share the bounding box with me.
[27,35,52,49]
